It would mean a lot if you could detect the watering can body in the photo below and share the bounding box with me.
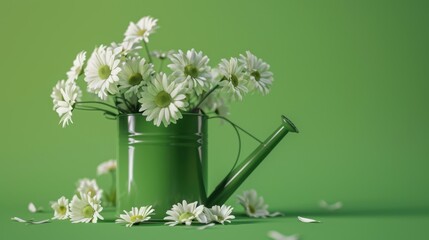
[117,113,297,218]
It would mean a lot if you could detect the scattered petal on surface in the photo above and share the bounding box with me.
[31,219,50,224]
[268,211,284,217]
[11,217,27,223]
[197,223,215,230]
[297,216,320,223]
[268,231,300,240]
[319,200,343,211]
[28,203,37,213]
[11,217,50,224]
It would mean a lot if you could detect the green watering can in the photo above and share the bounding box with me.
[117,113,298,218]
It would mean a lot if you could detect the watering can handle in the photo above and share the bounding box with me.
[208,116,262,175]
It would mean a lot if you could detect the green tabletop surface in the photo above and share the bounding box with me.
[3,207,429,239]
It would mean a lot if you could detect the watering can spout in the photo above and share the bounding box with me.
[205,115,298,207]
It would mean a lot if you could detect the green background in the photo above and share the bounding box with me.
[1,0,428,239]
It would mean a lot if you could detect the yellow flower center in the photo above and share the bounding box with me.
[58,205,67,215]
[129,73,143,86]
[130,215,143,222]
[83,205,95,218]
[155,91,172,108]
[98,65,111,80]
[178,212,194,222]
[184,64,198,78]
[248,205,256,214]
[251,71,261,81]
[137,29,146,37]
[230,74,239,87]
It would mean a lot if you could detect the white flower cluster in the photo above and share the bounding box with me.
[164,200,235,226]
[51,16,274,128]
[50,179,104,223]
[114,200,234,227]
[37,175,276,227]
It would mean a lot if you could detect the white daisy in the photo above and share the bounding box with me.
[51,80,82,127]
[69,193,104,223]
[66,51,86,81]
[115,206,155,227]
[217,58,248,101]
[209,205,235,224]
[111,39,142,57]
[124,16,158,43]
[84,45,121,100]
[239,51,273,95]
[51,196,70,220]
[151,50,174,60]
[237,189,270,218]
[118,57,154,96]
[138,73,189,127]
[97,159,117,176]
[168,49,211,95]
[196,207,215,224]
[76,178,103,200]
[51,80,67,110]
[164,200,204,226]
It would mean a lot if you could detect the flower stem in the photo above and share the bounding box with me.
[74,106,118,116]
[209,116,263,143]
[110,170,116,206]
[208,116,242,175]
[143,41,153,63]
[118,95,134,112]
[159,59,164,72]
[75,101,118,110]
[193,85,220,110]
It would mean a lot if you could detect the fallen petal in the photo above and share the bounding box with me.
[319,200,343,211]
[11,217,27,223]
[31,219,50,224]
[268,231,300,240]
[268,211,284,217]
[28,202,37,213]
[197,223,215,230]
[297,216,320,223]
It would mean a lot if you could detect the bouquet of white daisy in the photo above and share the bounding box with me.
[51,16,273,127]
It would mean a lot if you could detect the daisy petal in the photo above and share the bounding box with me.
[297,216,320,223]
